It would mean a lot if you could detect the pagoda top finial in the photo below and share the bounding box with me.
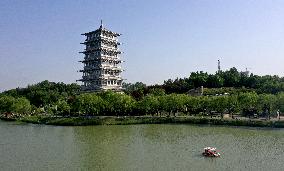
[100,19,103,29]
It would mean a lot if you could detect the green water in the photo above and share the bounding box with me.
[0,120,284,171]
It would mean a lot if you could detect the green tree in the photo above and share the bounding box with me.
[221,67,241,87]
[0,95,15,113]
[148,88,166,96]
[257,94,277,118]
[73,93,105,115]
[159,94,186,116]
[12,97,31,114]
[184,96,201,115]
[207,74,224,88]
[56,100,71,115]
[2,80,80,107]
[98,91,134,116]
[210,96,228,114]
[227,95,239,115]
[138,95,160,115]
[238,92,258,116]
[276,93,284,113]
[189,71,208,88]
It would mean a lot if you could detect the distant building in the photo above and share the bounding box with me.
[240,68,250,76]
[188,86,204,96]
[78,21,123,92]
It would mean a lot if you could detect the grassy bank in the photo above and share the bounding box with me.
[1,115,284,128]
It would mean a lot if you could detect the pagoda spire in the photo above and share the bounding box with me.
[100,19,103,29]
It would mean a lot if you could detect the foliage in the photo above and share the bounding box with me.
[12,97,32,114]
[56,100,71,115]
[0,95,15,113]
[122,82,147,100]
[147,67,284,95]
[276,93,284,113]
[2,80,80,107]
[137,95,160,115]
[72,93,105,116]
[3,67,284,118]
[97,91,135,116]
[0,96,31,114]
[18,115,284,127]
[148,88,166,96]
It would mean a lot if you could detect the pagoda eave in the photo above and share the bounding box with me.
[81,29,120,37]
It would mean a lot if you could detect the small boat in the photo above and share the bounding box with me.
[202,147,220,157]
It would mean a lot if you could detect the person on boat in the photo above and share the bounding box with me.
[203,147,220,157]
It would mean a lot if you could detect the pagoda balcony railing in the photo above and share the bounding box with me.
[83,48,121,54]
[100,55,120,59]
[101,64,121,67]
[101,86,123,89]
[82,76,89,80]
[101,66,122,70]
[100,36,118,41]
[80,68,122,73]
[83,37,119,43]
[83,66,98,71]
[84,65,121,70]
[82,58,121,63]
[83,66,94,70]
[80,37,121,45]
[100,64,112,68]
[101,45,118,50]
[85,47,119,52]
[81,75,101,80]
[86,36,118,42]
[83,55,119,60]
[81,76,91,80]
[101,75,122,79]
[85,45,118,51]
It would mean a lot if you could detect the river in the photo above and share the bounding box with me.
[0,120,284,171]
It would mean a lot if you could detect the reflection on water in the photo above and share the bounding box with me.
[0,121,284,171]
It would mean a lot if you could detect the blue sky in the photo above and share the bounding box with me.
[1,0,284,91]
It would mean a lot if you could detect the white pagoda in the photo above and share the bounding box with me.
[78,21,123,92]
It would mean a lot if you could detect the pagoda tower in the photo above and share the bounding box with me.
[78,21,123,92]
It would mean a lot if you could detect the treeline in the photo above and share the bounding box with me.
[2,80,80,107]
[1,90,284,118]
[51,91,284,117]
[2,67,284,117]
[3,67,284,105]
[124,67,284,97]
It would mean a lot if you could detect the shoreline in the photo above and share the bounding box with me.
[1,115,284,128]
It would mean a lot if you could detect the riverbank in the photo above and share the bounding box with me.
[1,115,284,127]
